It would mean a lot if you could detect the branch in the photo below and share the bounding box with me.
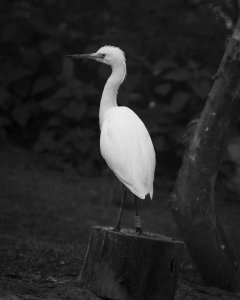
[170,17,240,291]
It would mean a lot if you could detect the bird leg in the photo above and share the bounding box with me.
[113,184,127,232]
[134,195,143,234]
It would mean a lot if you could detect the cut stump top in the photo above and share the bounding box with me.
[92,225,183,244]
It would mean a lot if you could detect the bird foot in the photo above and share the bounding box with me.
[134,216,142,234]
[135,227,143,235]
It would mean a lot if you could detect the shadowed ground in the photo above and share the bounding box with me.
[0,143,240,299]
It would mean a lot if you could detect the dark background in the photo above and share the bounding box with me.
[0,0,233,176]
[1,1,240,299]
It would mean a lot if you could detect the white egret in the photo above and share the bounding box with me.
[68,46,156,234]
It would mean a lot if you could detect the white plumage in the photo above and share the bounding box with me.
[96,46,155,200]
[100,106,155,199]
[68,45,156,232]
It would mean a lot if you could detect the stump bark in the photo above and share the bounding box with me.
[79,226,184,300]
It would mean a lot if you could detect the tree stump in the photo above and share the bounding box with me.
[79,226,184,300]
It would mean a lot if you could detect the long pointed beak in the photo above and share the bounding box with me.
[66,53,102,60]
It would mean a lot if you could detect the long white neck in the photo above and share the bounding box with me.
[99,61,126,129]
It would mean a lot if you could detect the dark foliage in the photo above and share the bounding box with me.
[0,0,233,175]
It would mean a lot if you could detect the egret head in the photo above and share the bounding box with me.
[95,46,126,66]
[67,45,126,67]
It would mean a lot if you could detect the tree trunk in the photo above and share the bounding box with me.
[79,226,184,300]
[170,18,240,291]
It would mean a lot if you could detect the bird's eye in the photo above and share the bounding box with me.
[100,53,106,59]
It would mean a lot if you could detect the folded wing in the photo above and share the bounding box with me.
[100,107,156,199]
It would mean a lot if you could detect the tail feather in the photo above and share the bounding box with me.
[145,193,151,201]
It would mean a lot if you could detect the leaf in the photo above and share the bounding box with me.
[5,68,32,84]
[123,75,140,90]
[77,128,96,138]
[21,47,41,69]
[88,105,98,118]
[0,127,6,140]
[62,57,74,80]
[77,159,95,176]
[118,91,129,106]
[152,136,167,152]
[89,140,101,160]
[1,24,17,42]
[11,102,36,127]
[191,79,211,98]
[166,91,190,113]
[155,84,171,96]
[62,100,86,120]
[13,79,32,98]
[32,76,53,94]
[34,131,57,152]
[98,64,111,79]
[40,96,66,112]
[163,68,191,82]
[153,59,176,76]
[199,69,213,79]
[0,87,12,110]
[0,116,11,127]
[188,59,199,69]
[83,84,99,96]
[53,87,73,99]
[128,92,142,102]
[169,126,185,142]
[137,105,174,127]
[74,139,93,154]
[40,39,59,55]
[62,129,93,153]
[48,117,61,126]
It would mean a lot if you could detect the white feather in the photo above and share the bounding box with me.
[93,45,155,199]
[100,107,155,199]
